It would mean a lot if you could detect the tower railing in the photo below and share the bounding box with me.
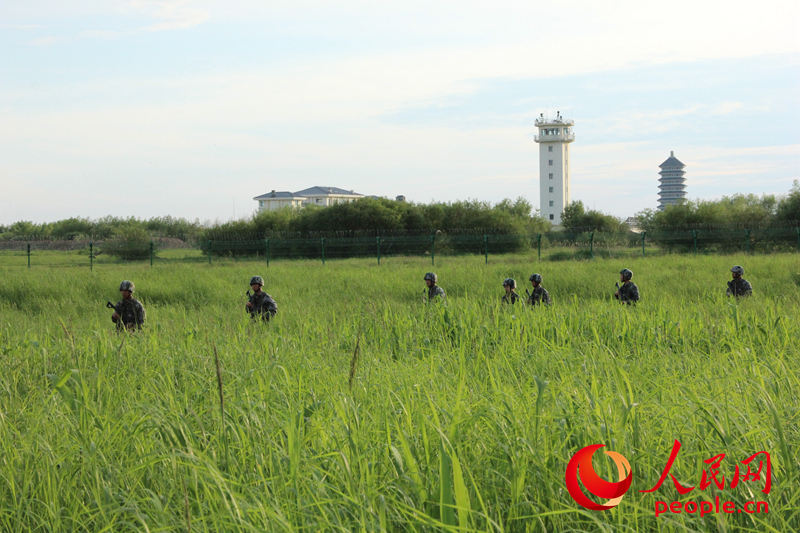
[534,118,574,126]
[534,133,575,142]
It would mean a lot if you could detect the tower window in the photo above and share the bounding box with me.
[548,146,553,152]
[549,187,553,193]
[549,214,554,220]
[549,201,554,207]
[548,160,553,166]
[549,173,553,179]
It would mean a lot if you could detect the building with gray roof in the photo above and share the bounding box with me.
[254,186,365,212]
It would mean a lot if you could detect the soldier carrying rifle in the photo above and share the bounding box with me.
[109,280,146,331]
[526,273,551,306]
[502,278,520,304]
[727,265,753,298]
[614,268,640,305]
[423,272,446,302]
[246,276,278,321]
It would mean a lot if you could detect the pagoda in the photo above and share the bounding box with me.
[658,151,687,210]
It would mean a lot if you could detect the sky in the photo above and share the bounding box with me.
[1,0,799,224]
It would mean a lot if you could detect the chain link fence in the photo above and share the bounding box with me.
[1,225,798,268]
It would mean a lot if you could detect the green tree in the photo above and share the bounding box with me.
[561,201,622,232]
[776,180,800,222]
[636,193,780,230]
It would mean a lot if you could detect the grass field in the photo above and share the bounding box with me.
[1,253,798,532]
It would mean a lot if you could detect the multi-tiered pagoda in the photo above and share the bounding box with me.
[658,151,687,210]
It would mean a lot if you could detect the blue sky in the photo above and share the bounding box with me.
[1,0,798,224]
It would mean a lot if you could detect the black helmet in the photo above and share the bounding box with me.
[502,278,516,289]
[620,268,633,281]
[529,273,542,283]
[423,272,437,283]
[249,276,264,286]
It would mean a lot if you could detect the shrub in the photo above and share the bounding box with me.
[101,227,158,261]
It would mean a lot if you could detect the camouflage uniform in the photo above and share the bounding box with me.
[527,286,551,306]
[247,291,278,320]
[617,281,640,304]
[113,298,146,331]
[727,278,753,298]
[502,291,520,304]
[427,285,446,301]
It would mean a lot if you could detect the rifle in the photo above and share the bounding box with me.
[615,282,620,300]
[525,288,531,305]
[245,290,253,313]
[106,301,123,328]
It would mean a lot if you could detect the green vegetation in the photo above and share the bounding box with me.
[0,215,203,240]
[1,254,797,531]
[101,226,160,261]
[0,197,548,241]
[561,200,624,232]
[637,180,800,231]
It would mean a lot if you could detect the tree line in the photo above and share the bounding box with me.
[1,181,797,242]
[559,180,800,233]
[0,197,548,240]
[635,180,800,231]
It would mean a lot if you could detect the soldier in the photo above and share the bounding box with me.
[423,272,445,302]
[111,280,146,331]
[502,278,520,304]
[727,265,753,298]
[527,273,551,306]
[614,268,640,305]
[246,276,278,321]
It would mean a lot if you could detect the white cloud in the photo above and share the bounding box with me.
[131,0,210,31]
[15,0,210,43]
[28,35,60,46]
[710,102,744,115]
[0,23,45,29]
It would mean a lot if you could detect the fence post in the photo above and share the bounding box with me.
[537,233,542,260]
[265,238,270,267]
[208,241,212,264]
[90,242,93,271]
[321,238,326,265]
[692,230,698,255]
[430,235,435,266]
[744,229,750,253]
[589,231,594,259]
[376,236,381,265]
[150,240,154,267]
[27,243,31,268]
[641,231,646,257]
[484,235,488,264]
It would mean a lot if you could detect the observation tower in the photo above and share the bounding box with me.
[534,112,575,224]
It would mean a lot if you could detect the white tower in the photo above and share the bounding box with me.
[534,113,575,224]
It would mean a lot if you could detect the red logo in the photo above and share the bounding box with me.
[565,444,633,510]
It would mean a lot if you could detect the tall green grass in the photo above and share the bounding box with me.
[0,253,798,532]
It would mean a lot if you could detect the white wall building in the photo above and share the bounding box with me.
[295,186,364,206]
[534,114,575,225]
[254,186,365,212]
[253,190,307,211]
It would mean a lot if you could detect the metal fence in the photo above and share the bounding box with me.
[1,226,798,268]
